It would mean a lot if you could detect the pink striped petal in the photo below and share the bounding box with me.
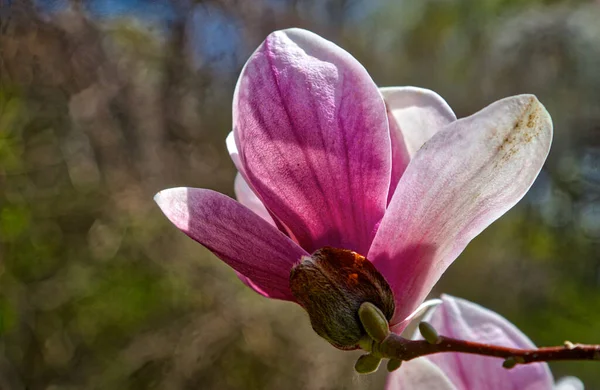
[234,173,275,225]
[369,95,552,326]
[234,28,391,255]
[235,271,273,299]
[154,187,308,301]
[424,295,554,390]
[229,131,291,236]
[381,87,456,200]
[231,172,280,297]
[386,358,458,390]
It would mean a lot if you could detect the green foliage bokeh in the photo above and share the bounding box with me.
[0,0,599,389]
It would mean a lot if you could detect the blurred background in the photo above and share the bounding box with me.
[1,0,599,388]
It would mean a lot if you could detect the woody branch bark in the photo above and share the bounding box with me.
[377,332,600,366]
[355,302,600,374]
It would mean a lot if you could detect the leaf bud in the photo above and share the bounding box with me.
[355,354,382,374]
[419,321,441,345]
[386,359,402,372]
[503,357,517,369]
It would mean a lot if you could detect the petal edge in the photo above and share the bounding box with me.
[234,28,391,254]
[155,187,308,300]
[370,95,552,326]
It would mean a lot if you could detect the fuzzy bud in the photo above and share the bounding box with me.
[358,302,390,342]
[289,247,395,350]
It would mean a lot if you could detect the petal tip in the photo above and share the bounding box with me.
[555,376,585,390]
[153,187,190,229]
[153,190,164,204]
[154,187,184,207]
[273,27,313,39]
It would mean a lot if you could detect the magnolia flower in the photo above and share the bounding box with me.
[387,295,584,390]
[155,28,552,344]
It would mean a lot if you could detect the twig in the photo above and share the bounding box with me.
[376,333,600,367]
[354,303,600,374]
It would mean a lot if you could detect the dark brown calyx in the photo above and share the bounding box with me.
[289,247,395,350]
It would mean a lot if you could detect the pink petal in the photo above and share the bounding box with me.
[396,299,442,337]
[235,271,273,299]
[381,87,456,200]
[381,87,456,157]
[229,131,292,236]
[386,358,458,390]
[369,95,553,326]
[154,187,308,301]
[234,173,275,225]
[226,131,243,173]
[231,173,281,297]
[423,295,554,390]
[554,377,584,390]
[233,28,391,255]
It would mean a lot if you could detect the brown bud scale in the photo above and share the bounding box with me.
[289,247,395,350]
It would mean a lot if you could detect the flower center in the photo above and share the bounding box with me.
[289,247,395,350]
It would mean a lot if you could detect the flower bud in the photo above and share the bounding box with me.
[386,359,402,372]
[289,247,395,350]
[358,302,390,342]
[419,321,441,345]
[503,357,517,369]
[355,354,382,374]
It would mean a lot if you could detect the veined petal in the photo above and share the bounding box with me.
[381,87,456,157]
[234,173,275,225]
[234,28,391,255]
[229,131,291,236]
[369,95,552,326]
[423,295,554,390]
[231,173,280,297]
[154,187,308,301]
[381,87,456,200]
[235,271,273,299]
[396,298,442,336]
[386,358,458,390]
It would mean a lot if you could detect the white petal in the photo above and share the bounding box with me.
[386,358,458,390]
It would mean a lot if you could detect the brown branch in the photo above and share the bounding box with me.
[354,304,600,374]
[375,333,600,367]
